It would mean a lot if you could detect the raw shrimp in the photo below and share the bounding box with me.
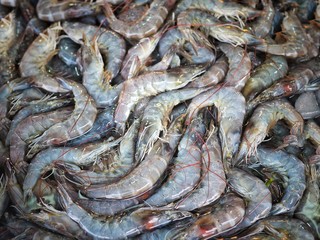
[219,43,251,91]
[0,11,16,55]
[175,0,261,26]
[237,99,304,162]
[247,67,318,113]
[176,193,245,239]
[144,111,207,207]
[82,114,185,199]
[188,55,228,88]
[62,21,126,82]
[255,11,318,61]
[58,183,193,240]
[177,9,263,48]
[238,216,315,240]
[250,0,275,38]
[174,126,226,211]
[186,86,246,168]
[242,54,288,101]
[19,22,62,77]
[36,0,105,22]
[27,79,97,155]
[251,146,306,215]
[114,64,206,133]
[136,87,207,161]
[103,0,176,39]
[222,168,272,236]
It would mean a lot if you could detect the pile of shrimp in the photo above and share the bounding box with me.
[0,0,320,239]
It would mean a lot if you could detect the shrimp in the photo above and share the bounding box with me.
[222,168,272,236]
[238,216,315,240]
[175,0,261,27]
[242,54,288,102]
[136,87,207,161]
[250,146,306,215]
[247,67,318,114]
[114,64,206,133]
[82,114,185,199]
[19,22,62,77]
[176,193,245,239]
[237,99,304,162]
[255,11,318,61]
[174,125,226,211]
[58,182,193,240]
[177,9,264,48]
[0,11,16,56]
[62,21,126,82]
[250,0,275,38]
[144,111,207,207]
[36,0,106,22]
[23,137,122,199]
[186,86,246,168]
[219,43,251,91]
[27,79,97,155]
[103,0,176,40]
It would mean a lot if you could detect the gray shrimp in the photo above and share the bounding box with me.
[219,43,252,91]
[136,87,207,161]
[58,182,193,239]
[176,193,245,239]
[82,114,185,200]
[222,168,272,236]
[186,86,246,168]
[174,125,226,211]
[237,99,304,162]
[114,64,206,133]
[144,111,207,207]
[103,0,176,40]
[242,54,288,102]
[250,146,306,215]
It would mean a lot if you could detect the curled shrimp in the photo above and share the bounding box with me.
[255,11,318,61]
[242,54,288,102]
[103,0,176,39]
[186,86,246,168]
[176,193,245,239]
[114,64,206,133]
[237,99,304,162]
[36,0,106,22]
[19,22,62,77]
[82,114,185,200]
[219,43,251,91]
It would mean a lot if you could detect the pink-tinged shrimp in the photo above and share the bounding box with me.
[250,0,275,38]
[247,67,318,113]
[242,54,288,102]
[23,137,122,199]
[188,55,228,88]
[186,86,246,168]
[19,22,61,77]
[176,193,245,239]
[219,43,251,91]
[222,168,272,236]
[0,11,16,56]
[174,126,226,211]
[177,9,264,48]
[27,80,97,156]
[82,114,185,200]
[103,0,176,39]
[58,182,193,240]
[255,11,318,61]
[62,21,126,81]
[237,99,304,162]
[0,0,16,7]
[144,111,207,207]
[36,0,106,22]
[114,65,206,133]
[121,23,170,80]
[136,87,207,161]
